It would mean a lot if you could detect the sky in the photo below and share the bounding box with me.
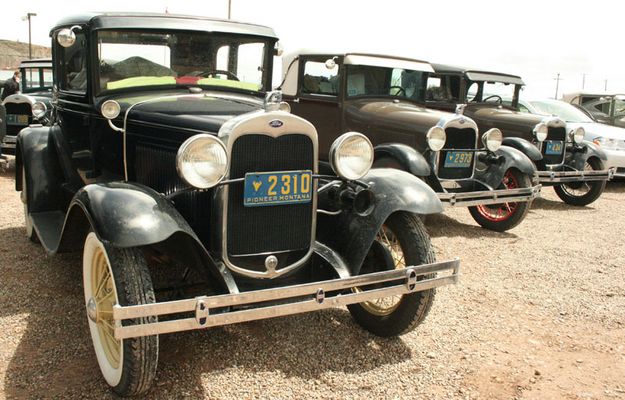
[1,0,623,99]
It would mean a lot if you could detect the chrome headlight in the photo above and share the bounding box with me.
[176,134,228,189]
[570,127,585,144]
[426,126,446,152]
[482,128,503,152]
[533,123,548,142]
[329,132,373,180]
[101,100,121,120]
[31,101,47,119]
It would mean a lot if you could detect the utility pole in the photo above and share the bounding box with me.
[22,12,37,59]
[227,0,232,19]
[554,73,563,99]
[582,73,586,90]
[604,79,608,92]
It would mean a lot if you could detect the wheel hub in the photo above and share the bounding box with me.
[87,297,98,322]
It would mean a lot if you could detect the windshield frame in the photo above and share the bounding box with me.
[93,28,276,97]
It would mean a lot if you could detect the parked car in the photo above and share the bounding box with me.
[1,59,53,155]
[517,98,625,179]
[427,64,613,206]
[17,13,460,396]
[278,51,540,232]
[562,92,625,128]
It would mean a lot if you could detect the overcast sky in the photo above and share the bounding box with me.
[1,0,623,98]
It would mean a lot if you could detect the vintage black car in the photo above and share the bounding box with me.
[279,51,540,232]
[16,13,460,395]
[1,59,53,155]
[426,64,614,206]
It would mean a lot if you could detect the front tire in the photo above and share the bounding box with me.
[82,232,158,396]
[468,168,532,232]
[554,158,606,206]
[348,212,436,337]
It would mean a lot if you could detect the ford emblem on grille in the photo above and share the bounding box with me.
[269,119,283,128]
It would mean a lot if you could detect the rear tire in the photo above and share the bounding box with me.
[468,168,532,232]
[348,212,436,337]
[554,158,606,206]
[82,232,158,396]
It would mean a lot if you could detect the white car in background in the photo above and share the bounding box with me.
[518,98,625,178]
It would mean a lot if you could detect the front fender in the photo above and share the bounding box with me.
[317,168,442,275]
[475,145,537,188]
[502,137,543,162]
[568,141,608,170]
[374,143,431,177]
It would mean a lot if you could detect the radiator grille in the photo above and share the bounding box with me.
[4,103,32,136]
[437,127,477,180]
[542,127,567,165]
[227,134,314,261]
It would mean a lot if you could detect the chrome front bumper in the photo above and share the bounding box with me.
[439,185,541,208]
[113,258,460,339]
[536,168,615,183]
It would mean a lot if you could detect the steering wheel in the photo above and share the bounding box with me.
[389,86,406,97]
[483,94,503,104]
[199,70,240,81]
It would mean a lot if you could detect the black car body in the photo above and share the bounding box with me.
[1,59,53,155]
[427,64,613,206]
[16,13,459,395]
[279,51,541,232]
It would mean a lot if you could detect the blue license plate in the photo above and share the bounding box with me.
[545,141,563,155]
[6,114,28,126]
[244,170,313,207]
[443,151,473,168]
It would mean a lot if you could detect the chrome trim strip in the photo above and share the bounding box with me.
[218,110,319,279]
[113,258,460,339]
[536,168,614,183]
[439,185,541,207]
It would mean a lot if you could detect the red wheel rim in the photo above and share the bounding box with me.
[475,171,520,222]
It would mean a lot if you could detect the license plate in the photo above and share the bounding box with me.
[244,170,313,207]
[6,114,29,126]
[443,151,473,168]
[545,140,563,155]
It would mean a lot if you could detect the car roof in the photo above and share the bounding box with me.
[50,12,277,39]
[432,63,524,85]
[282,49,432,72]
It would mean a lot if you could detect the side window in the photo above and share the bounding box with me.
[301,60,339,96]
[426,76,446,101]
[467,82,479,102]
[237,43,264,88]
[43,68,53,87]
[60,32,87,92]
[23,68,41,89]
[216,45,229,71]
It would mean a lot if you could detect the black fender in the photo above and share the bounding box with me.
[474,146,537,188]
[374,143,431,177]
[16,125,66,213]
[317,168,442,275]
[58,182,238,294]
[502,137,543,162]
[0,104,6,143]
[567,141,608,170]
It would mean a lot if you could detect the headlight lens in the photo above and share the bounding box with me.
[329,132,373,180]
[31,102,47,119]
[533,123,548,142]
[482,128,503,152]
[571,127,585,144]
[101,100,121,119]
[176,134,228,189]
[426,126,446,151]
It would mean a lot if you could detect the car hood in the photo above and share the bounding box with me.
[570,122,625,141]
[112,91,263,133]
[465,105,544,131]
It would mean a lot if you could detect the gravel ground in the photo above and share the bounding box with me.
[0,161,624,400]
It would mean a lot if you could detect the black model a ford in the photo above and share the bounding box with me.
[426,64,614,206]
[16,13,459,396]
[279,51,540,232]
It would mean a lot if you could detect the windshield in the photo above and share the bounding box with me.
[530,100,594,123]
[96,30,272,94]
[345,64,427,101]
[467,81,517,103]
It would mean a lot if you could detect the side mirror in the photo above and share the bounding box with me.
[57,25,82,48]
[325,57,338,70]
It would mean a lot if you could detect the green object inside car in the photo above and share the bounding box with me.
[107,76,176,90]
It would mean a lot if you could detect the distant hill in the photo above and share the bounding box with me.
[0,39,51,70]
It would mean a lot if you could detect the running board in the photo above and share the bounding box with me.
[537,168,614,183]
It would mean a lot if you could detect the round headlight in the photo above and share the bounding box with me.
[31,101,47,119]
[482,128,503,152]
[176,134,228,189]
[101,100,121,120]
[426,126,446,152]
[571,127,585,144]
[533,123,548,142]
[329,132,373,180]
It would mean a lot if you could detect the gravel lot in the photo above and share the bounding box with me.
[1,160,624,400]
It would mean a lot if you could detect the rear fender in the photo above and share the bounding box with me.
[317,168,442,275]
[475,145,537,188]
[374,143,431,177]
